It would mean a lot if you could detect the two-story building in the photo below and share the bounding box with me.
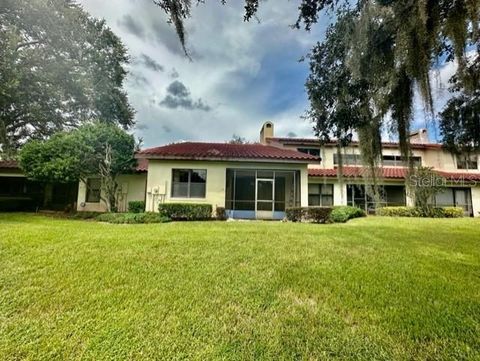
[2,121,479,217]
[76,121,480,218]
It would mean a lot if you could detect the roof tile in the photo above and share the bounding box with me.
[136,142,319,162]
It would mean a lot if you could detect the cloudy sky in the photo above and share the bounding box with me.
[79,0,453,147]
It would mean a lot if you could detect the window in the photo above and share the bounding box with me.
[86,178,101,203]
[457,155,478,170]
[333,153,361,166]
[171,169,206,198]
[382,155,421,167]
[308,184,334,206]
[298,148,321,157]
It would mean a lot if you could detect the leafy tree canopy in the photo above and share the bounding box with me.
[157,0,480,156]
[0,0,134,157]
[19,122,137,211]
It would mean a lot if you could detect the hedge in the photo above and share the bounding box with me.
[96,212,170,224]
[158,203,213,221]
[285,207,333,223]
[215,207,227,221]
[128,201,145,213]
[330,206,366,223]
[377,206,464,218]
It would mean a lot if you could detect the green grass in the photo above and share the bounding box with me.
[1,214,479,360]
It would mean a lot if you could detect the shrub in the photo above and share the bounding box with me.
[330,206,366,223]
[306,207,333,223]
[0,198,38,212]
[285,207,333,223]
[442,207,464,218]
[377,206,464,218]
[215,207,227,221]
[69,211,104,220]
[96,212,170,224]
[285,207,305,222]
[376,206,420,217]
[128,201,145,213]
[158,203,213,221]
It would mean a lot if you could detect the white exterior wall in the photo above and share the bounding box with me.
[145,160,309,213]
[472,186,480,217]
[77,174,147,212]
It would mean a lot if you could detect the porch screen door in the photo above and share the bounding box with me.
[256,179,274,219]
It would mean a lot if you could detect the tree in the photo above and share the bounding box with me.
[228,134,250,144]
[19,123,137,212]
[440,53,480,154]
[0,0,134,157]
[408,167,446,216]
[153,0,336,56]
[156,0,480,159]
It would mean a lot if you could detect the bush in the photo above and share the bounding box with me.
[377,206,464,218]
[96,212,170,224]
[215,207,227,221]
[306,207,333,223]
[285,207,333,223]
[128,201,145,213]
[0,198,38,212]
[158,203,213,221]
[443,207,464,218]
[330,206,366,223]
[376,206,420,217]
[285,207,305,222]
[69,211,104,220]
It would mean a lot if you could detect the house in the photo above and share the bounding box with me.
[2,121,479,217]
[77,121,480,218]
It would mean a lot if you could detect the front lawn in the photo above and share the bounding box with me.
[0,214,479,360]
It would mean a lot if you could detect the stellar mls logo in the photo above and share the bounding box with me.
[409,174,477,187]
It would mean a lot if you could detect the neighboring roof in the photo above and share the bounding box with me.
[136,142,320,163]
[268,137,443,150]
[0,159,148,173]
[309,167,480,182]
[0,160,20,169]
[135,158,148,172]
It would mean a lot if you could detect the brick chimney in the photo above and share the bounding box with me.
[409,128,429,144]
[260,121,274,144]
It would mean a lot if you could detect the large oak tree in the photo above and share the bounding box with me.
[0,0,134,157]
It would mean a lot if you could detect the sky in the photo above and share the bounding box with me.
[78,0,454,147]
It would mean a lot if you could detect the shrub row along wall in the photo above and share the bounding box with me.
[377,206,464,218]
[286,206,366,223]
[158,203,213,221]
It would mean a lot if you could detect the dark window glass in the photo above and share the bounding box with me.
[86,178,101,203]
[457,155,478,170]
[298,148,320,157]
[171,169,207,198]
[308,183,334,206]
[334,153,361,165]
[235,171,255,201]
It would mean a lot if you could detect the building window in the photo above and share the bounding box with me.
[308,184,334,206]
[333,153,361,166]
[382,155,421,167]
[171,169,207,198]
[86,178,101,203]
[298,148,321,157]
[457,155,478,170]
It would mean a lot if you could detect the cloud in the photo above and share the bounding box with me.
[128,72,150,87]
[159,80,212,111]
[169,68,179,79]
[117,14,145,39]
[140,54,164,72]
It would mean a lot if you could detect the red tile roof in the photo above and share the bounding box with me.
[309,167,480,182]
[268,137,443,150]
[0,160,19,169]
[135,158,148,172]
[136,142,319,162]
